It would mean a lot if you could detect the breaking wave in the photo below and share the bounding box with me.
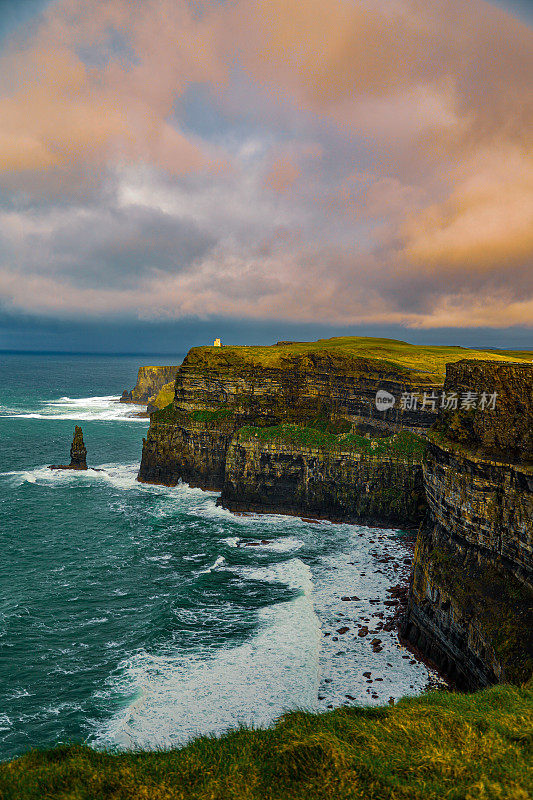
[92,558,320,750]
[0,395,147,422]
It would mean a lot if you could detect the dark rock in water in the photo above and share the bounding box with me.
[69,426,87,468]
[50,426,89,471]
[120,389,133,402]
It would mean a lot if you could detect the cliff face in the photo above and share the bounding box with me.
[403,361,533,689]
[136,345,532,688]
[121,366,179,406]
[138,342,447,490]
[139,407,237,489]
[423,440,532,583]
[169,346,443,431]
[219,430,427,527]
[147,380,175,413]
[434,360,533,463]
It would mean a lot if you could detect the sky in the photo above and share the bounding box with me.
[0,0,531,352]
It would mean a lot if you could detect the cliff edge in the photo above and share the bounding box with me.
[138,337,528,491]
[403,361,533,689]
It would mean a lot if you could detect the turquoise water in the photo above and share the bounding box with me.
[0,353,435,762]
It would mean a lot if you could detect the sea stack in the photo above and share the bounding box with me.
[50,426,88,470]
[69,426,88,469]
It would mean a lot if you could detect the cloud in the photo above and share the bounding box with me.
[0,0,225,179]
[264,156,300,193]
[0,0,531,329]
[402,143,533,268]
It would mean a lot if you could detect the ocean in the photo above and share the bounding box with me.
[0,353,437,762]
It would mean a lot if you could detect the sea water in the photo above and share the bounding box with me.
[0,353,437,761]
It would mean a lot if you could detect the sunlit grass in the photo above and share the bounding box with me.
[186,336,532,382]
[238,424,426,460]
[2,682,531,799]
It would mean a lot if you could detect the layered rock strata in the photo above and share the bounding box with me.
[219,434,427,528]
[138,343,447,490]
[403,361,533,689]
[139,408,236,490]
[167,346,444,432]
[137,344,532,688]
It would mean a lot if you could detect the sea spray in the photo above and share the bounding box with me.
[92,558,321,751]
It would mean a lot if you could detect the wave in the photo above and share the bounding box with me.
[0,395,147,422]
[222,536,304,553]
[0,463,141,489]
[198,555,226,574]
[92,558,320,751]
[308,526,443,709]
[0,464,204,494]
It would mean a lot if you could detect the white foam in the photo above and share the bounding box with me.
[0,715,11,731]
[0,395,148,422]
[146,554,172,563]
[43,702,83,717]
[5,688,31,700]
[93,558,320,751]
[222,536,304,554]
[198,555,226,574]
[309,526,445,708]
[221,536,240,548]
[1,463,141,489]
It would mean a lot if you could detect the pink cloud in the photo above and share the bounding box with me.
[0,0,531,330]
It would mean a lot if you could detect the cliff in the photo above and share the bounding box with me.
[121,366,178,406]
[147,380,176,413]
[139,406,236,489]
[219,426,427,527]
[403,361,533,689]
[138,337,527,492]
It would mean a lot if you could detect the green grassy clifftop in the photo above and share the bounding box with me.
[138,337,532,502]
[180,337,532,383]
[2,683,531,800]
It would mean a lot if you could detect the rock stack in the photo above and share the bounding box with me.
[50,426,88,470]
[69,426,88,469]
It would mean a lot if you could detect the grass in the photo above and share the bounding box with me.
[238,424,427,460]
[1,683,531,799]
[191,408,234,422]
[184,336,533,383]
[151,381,175,410]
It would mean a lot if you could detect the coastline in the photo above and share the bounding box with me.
[134,474,442,713]
[218,499,423,530]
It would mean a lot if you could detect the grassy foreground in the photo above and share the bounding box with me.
[1,684,532,800]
